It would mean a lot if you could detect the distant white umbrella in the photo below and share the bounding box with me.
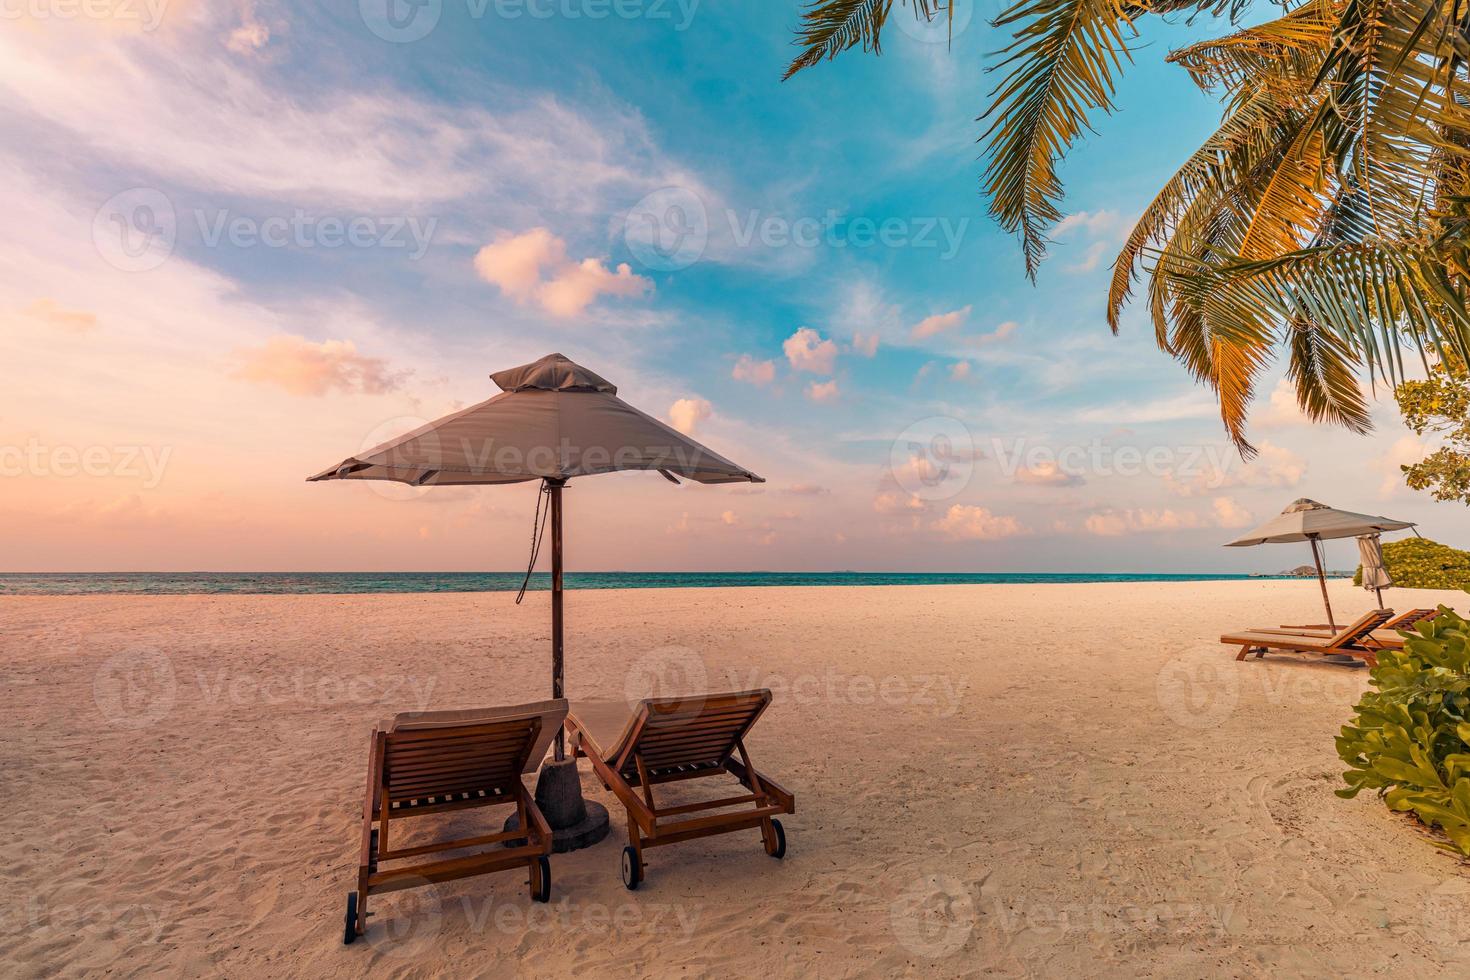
[1224,498,1415,630]
[1358,533,1393,609]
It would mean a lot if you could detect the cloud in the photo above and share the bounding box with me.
[874,490,926,514]
[1015,461,1084,487]
[784,327,838,374]
[784,483,830,496]
[911,305,972,340]
[1211,496,1254,528]
[731,354,777,385]
[930,504,1028,540]
[852,332,879,357]
[668,397,712,435]
[1255,379,1313,428]
[233,336,407,396]
[1164,441,1305,496]
[721,509,740,526]
[1083,508,1207,536]
[1066,241,1109,274]
[1375,434,1434,497]
[961,321,1017,348]
[474,228,651,317]
[1053,209,1128,240]
[23,298,96,332]
[806,379,840,403]
[949,360,972,382]
[226,4,273,56]
[1077,393,1218,424]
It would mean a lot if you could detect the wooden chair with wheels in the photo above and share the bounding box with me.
[345,699,567,945]
[565,689,794,890]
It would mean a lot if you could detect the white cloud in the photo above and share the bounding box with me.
[1084,508,1207,536]
[1066,241,1109,274]
[806,379,840,403]
[1375,434,1434,497]
[930,504,1028,540]
[1078,393,1218,424]
[731,354,777,385]
[668,397,712,435]
[1165,441,1305,497]
[473,229,651,318]
[911,305,972,340]
[784,327,838,374]
[1255,379,1312,428]
[1053,210,1127,240]
[962,321,1017,348]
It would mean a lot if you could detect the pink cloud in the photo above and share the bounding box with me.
[874,490,925,514]
[852,332,879,357]
[1014,461,1084,487]
[783,327,838,374]
[233,336,407,397]
[911,305,972,340]
[930,504,1027,540]
[806,379,840,403]
[949,360,972,382]
[731,354,777,385]
[1083,508,1206,536]
[668,397,712,435]
[474,228,652,318]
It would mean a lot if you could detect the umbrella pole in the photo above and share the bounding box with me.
[1309,534,1336,631]
[549,479,565,761]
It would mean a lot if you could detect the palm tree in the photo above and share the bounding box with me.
[784,0,1470,453]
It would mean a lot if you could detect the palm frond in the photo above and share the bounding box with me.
[784,0,948,80]
[981,0,1136,279]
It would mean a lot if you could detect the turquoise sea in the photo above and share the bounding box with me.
[0,572,1290,595]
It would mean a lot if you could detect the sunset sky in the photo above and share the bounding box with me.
[0,1,1456,573]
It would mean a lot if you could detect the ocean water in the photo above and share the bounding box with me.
[0,571,1289,596]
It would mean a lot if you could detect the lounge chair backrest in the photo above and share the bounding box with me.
[611,689,772,781]
[1328,608,1396,647]
[381,699,568,803]
[1388,608,1438,630]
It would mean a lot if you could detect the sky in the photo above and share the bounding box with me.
[0,0,1457,573]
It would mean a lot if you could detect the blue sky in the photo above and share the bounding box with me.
[0,1,1455,573]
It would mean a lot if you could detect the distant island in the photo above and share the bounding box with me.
[1251,565,1356,578]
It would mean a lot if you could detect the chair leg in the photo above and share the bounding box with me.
[354,868,369,936]
[1235,644,1250,662]
[759,816,778,855]
[627,818,645,877]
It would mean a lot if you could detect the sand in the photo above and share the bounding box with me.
[3,579,1470,978]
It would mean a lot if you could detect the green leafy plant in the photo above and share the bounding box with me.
[1355,537,1470,590]
[1396,357,1470,504]
[1337,607,1470,854]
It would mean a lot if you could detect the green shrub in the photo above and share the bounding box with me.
[1355,536,1470,590]
[1336,607,1470,854]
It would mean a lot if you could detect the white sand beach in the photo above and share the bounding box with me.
[4,579,1470,978]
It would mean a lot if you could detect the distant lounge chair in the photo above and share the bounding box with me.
[1222,608,1396,667]
[345,699,567,945]
[1249,608,1441,650]
[565,689,794,890]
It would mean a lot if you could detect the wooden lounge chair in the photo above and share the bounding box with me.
[345,699,567,945]
[1221,608,1396,668]
[1247,608,1440,650]
[565,689,794,890]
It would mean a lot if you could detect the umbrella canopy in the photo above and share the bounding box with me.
[1223,498,1415,631]
[1358,533,1393,606]
[1223,498,1414,547]
[310,353,761,487]
[310,353,764,761]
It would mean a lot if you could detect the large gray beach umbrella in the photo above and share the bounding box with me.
[309,352,763,750]
[1224,498,1414,630]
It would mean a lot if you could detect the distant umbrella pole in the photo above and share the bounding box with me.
[1308,533,1336,631]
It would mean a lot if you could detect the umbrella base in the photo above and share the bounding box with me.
[503,757,610,853]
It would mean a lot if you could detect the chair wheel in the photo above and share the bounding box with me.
[621,845,641,890]
[768,819,786,859]
[343,892,358,945]
[533,855,552,903]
